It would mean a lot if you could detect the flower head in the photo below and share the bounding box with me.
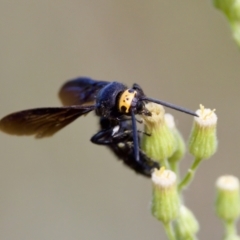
[151,167,180,223]
[141,103,177,166]
[188,104,218,159]
[216,175,240,222]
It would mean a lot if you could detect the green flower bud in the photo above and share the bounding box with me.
[214,0,240,46]
[214,0,240,21]
[225,235,240,240]
[188,104,218,159]
[141,103,177,166]
[231,22,240,45]
[165,113,186,163]
[174,205,199,240]
[151,167,180,223]
[216,175,240,222]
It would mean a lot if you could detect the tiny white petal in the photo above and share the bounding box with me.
[152,168,177,188]
[195,104,217,127]
[216,175,239,191]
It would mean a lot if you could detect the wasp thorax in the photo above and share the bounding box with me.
[95,82,127,117]
[118,89,137,114]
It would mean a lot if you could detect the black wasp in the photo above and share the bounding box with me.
[0,77,197,175]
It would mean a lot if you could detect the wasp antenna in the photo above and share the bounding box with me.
[131,109,140,162]
[141,97,198,117]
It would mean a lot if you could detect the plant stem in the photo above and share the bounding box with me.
[169,161,179,178]
[224,220,237,239]
[163,222,176,240]
[162,158,170,169]
[178,157,202,192]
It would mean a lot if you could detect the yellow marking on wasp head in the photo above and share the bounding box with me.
[119,89,137,113]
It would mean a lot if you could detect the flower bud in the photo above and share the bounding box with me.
[165,113,186,163]
[151,167,180,223]
[216,175,240,222]
[225,235,240,240]
[141,103,177,165]
[188,104,218,159]
[214,0,240,47]
[174,205,199,240]
[214,0,240,21]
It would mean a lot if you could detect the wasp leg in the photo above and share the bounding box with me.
[137,130,151,136]
[91,129,114,145]
[91,126,131,145]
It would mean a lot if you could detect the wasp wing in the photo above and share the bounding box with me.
[59,77,109,106]
[0,106,95,138]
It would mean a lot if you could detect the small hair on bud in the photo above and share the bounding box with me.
[216,175,239,191]
[195,104,217,127]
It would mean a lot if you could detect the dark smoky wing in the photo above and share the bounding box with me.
[0,106,95,138]
[59,77,110,106]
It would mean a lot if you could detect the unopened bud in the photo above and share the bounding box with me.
[165,113,186,163]
[216,175,240,222]
[174,205,199,240]
[214,0,240,50]
[214,0,240,21]
[225,235,240,240]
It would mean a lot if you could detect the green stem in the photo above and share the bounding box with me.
[178,157,202,192]
[224,220,237,239]
[162,158,170,169]
[163,222,176,240]
[169,161,179,179]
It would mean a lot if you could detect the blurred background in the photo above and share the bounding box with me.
[0,1,239,239]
